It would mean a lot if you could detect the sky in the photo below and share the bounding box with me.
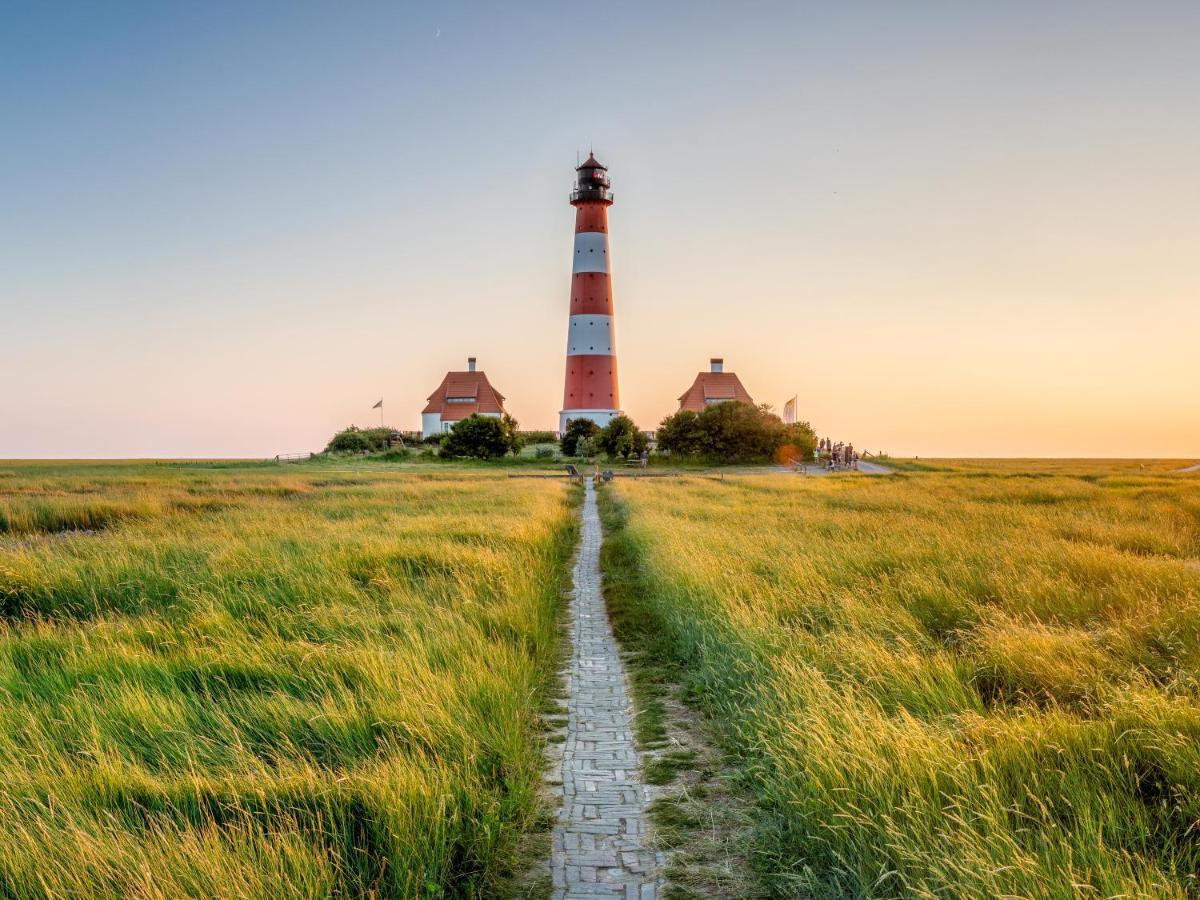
[2,1,1197,458]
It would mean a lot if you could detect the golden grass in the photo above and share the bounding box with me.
[602,462,1200,896]
[0,461,575,898]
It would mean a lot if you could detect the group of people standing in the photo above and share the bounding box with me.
[816,437,858,470]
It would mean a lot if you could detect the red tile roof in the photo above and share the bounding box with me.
[422,371,506,421]
[677,372,754,413]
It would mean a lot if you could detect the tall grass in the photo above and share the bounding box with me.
[601,463,1200,897]
[0,462,575,897]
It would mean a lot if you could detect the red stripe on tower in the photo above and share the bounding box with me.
[559,153,621,433]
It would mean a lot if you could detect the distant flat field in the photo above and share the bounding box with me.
[0,460,574,897]
[882,457,1197,476]
[602,461,1200,897]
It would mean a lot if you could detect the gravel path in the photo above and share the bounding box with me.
[855,460,894,474]
[783,460,894,476]
[552,480,664,899]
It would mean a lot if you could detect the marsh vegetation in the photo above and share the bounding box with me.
[602,460,1200,897]
[5,457,1199,897]
[0,461,574,897]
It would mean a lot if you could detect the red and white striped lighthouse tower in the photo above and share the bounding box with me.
[559,153,621,433]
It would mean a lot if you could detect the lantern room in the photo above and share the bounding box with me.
[570,153,613,205]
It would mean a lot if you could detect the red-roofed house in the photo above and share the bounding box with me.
[677,358,755,413]
[421,357,507,438]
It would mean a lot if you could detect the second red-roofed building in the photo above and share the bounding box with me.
[421,357,507,438]
[677,358,755,413]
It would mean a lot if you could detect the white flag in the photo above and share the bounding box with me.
[783,396,797,424]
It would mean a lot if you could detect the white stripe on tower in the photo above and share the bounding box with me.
[572,232,610,274]
[566,314,614,356]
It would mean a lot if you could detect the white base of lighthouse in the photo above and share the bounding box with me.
[558,408,621,434]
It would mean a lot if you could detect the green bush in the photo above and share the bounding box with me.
[657,402,816,464]
[560,419,600,457]
[326,428,369,453]
[325,426,400,454]
[518,430,557,445]
[439,414,521,460]
[597,415,648,460]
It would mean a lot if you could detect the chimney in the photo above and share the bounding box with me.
[710,358,724,374]
[467,357,477,373]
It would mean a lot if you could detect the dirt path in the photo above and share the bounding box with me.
[551,480,665,898]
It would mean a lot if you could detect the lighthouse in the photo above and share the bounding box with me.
[558,153,621,434]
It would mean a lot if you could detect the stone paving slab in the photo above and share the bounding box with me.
[552,480,664,899]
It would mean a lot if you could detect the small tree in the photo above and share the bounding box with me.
[597,415,648,460]
[560,418,601,457]
[500,413,523,454]
[777,421,818,464]
[576,435,597,460]
[655,410,704,457]
[440,415,516,459]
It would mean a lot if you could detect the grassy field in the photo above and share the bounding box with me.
[601,460,1200,897]
[0,461,574,898]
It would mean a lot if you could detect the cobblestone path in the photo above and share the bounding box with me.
[552,480,664,899]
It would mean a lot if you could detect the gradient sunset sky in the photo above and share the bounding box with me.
[3,2,1197,458]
